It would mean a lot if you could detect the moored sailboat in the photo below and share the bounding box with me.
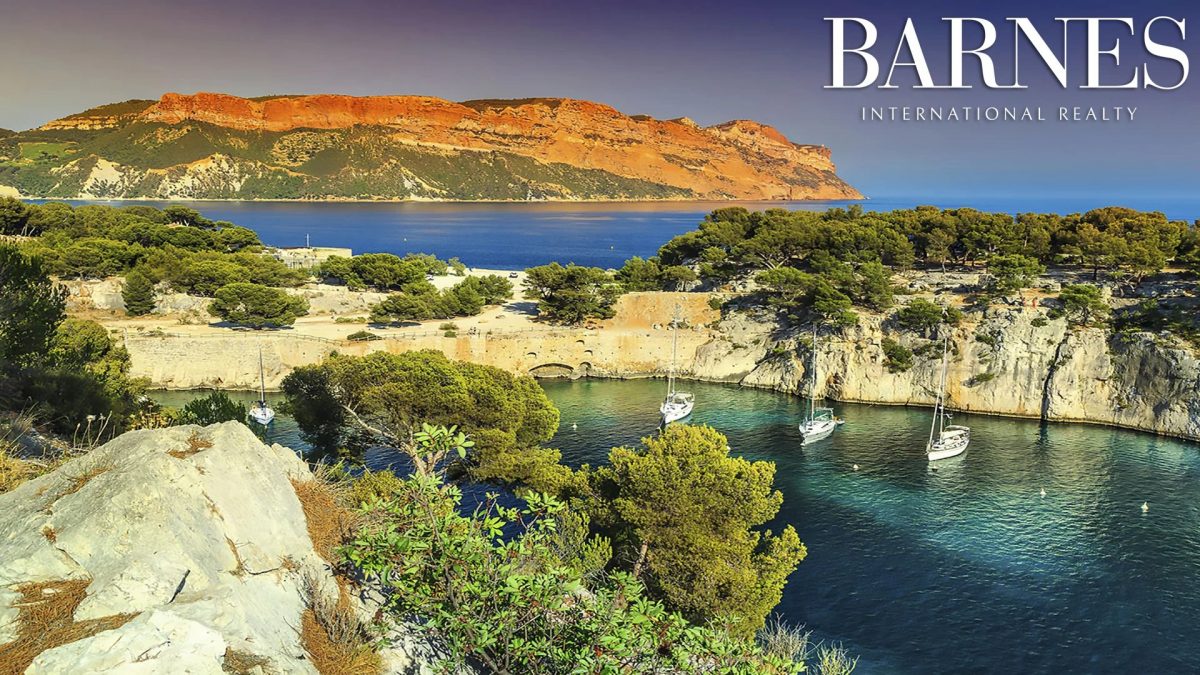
[248,348,275,426]
[659,307,694,425]
[799,326,840,445]
[926,334,969,461]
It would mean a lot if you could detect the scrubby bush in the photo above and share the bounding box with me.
[179,391,247,425]
[344,425,805,674]
[895,298,961,332]
[523,263,622,325]
[1057,284,1109,326]
[209,283,309,328]
[368,276,505,324]
[345,330,380,342]
[121,270,156,316]
[882,337,914,373]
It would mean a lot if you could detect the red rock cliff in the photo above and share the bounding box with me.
[133,92,860,200]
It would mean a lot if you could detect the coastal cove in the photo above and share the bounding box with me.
[150,381,1200,675]
[98,287,1200,444]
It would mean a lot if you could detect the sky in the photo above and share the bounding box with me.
[2,0,1198,199]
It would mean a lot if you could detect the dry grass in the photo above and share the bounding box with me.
[226,538,248,578]
[221,647,272,673]
[0,427,60,495]
[0,450,44,494]
[290,478,357,563]
[300,577,381,675]
[60,465,110,497]
[168,432,213,459]
[0,579,137,674]
[41,525,56,543]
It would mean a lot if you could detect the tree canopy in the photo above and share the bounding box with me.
[522,263,623,325]
[582,425,806,637]
[281,351,566,486]
[369,275,512,324]
[315,252,456,291]
[12,202,267,282]
[659,205,1192,310]
[0,245,67,369]
[208,283,309,328]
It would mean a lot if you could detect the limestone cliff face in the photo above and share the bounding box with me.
[729,307,1200,441]
[107,291,1200,441]
[8,93,861,201]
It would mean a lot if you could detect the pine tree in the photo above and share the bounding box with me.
[122,270,156,316]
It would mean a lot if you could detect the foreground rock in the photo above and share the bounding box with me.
[0,422,442,674]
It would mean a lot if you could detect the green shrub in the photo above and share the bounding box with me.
[0,245,66,368]
[369,277,502,324]
[969,372,997,385]
[1058,284,1110,326]
[345,330,380,342]
[209,283,309,328]
[179,391,247,425]
[882,337,914,373]
[344,426,804,674]
[122,270,156,316]
[895,298,961,332]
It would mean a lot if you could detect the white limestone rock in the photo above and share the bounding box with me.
[0,423,337,673]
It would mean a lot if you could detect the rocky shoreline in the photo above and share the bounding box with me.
[101,290,1200,444]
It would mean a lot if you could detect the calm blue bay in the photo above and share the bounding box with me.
[153,380,1200,675]
[50,195,1200,269]
[122,196,1200,672]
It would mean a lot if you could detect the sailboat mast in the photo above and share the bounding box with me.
[810,325,817,418]
[667,307,679,396]
[258,349,266,403]
[928,335,948,448]
[939,334,951,435]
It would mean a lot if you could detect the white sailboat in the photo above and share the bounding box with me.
[927,335,969,461]
[659,307,694,425]
[799,326,840,445]
[248,348,275,426]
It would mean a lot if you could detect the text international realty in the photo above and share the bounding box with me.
[861,106,1138,122]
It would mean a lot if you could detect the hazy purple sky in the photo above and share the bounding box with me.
[4,0,1197,199]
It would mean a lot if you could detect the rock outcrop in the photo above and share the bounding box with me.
[723,305,1200,442]
[94,288,1200,442]
[3,93,860,201]
[0,423,443,673]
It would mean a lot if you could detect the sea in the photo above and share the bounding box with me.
[152,380,1200,675]
[105,195,1200,672]
[42,195,1200,270]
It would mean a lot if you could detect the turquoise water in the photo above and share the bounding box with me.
[154,381,1200,674]
[48,196,1200,270]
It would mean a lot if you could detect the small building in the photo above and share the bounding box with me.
[269,246,354,270]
